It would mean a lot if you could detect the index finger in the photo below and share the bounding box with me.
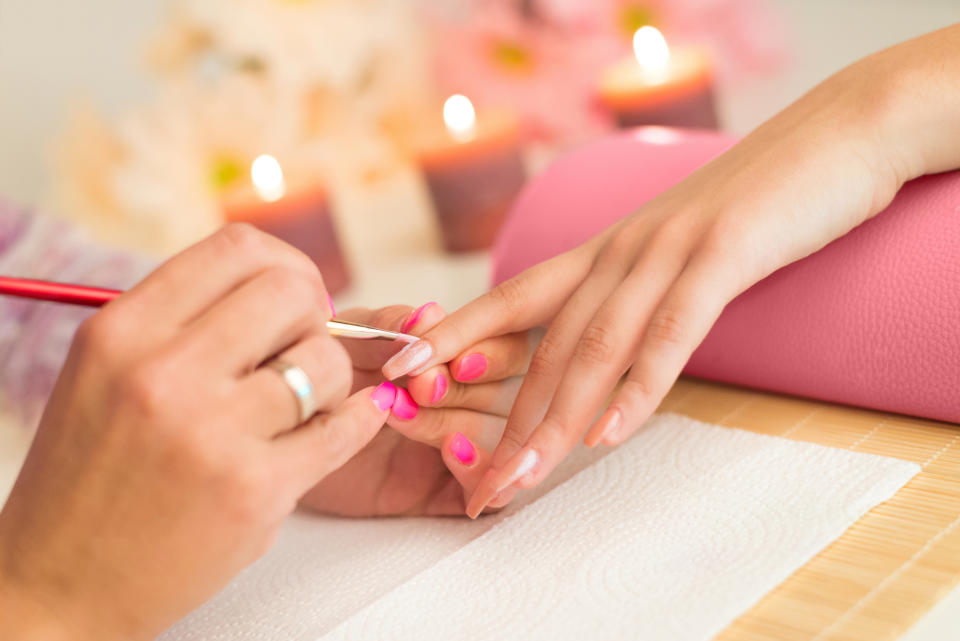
[381,247,595,381]
[117,223,322,329]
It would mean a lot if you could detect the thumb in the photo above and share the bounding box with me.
[273,382,398,496]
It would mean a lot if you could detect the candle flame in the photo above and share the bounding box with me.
[632,26,670,79]
[443,94,477,142]
[251,154,286,202]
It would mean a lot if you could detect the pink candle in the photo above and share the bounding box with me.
[415,95,526,253]
[598,26,718,130]
[222,155,351,295]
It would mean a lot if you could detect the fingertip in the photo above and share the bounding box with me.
[452,352,487,382]
[405,367,448,406]
[371,381,398,412]
[584,407,621,447]
[390,387,419,421]
[400,302,439,334]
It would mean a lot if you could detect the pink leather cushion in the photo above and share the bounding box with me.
[492,128,960,423]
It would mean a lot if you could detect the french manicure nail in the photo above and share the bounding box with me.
[401,302,436,334]
[495,448,539,492]
[455,353,487,382]
[392,387,419,420]
[449,432,477,465]
[382,340,434,380]
[588,407,622,447]
[371,381,398,411]
[431,373,448,403]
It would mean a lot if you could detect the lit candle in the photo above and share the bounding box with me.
[222,154,351,294]
[415,94,527,253]
[597,26,718,129]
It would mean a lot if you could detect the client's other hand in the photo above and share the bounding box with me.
[0,225,393,641]
[299,303,531,517]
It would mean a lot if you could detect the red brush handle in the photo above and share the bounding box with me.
[0,276,121,307]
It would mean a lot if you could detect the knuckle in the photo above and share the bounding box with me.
[618,377,652,403]
[121,358,176,418]
[527,332,563,377]
[645,310,687,348]
[263,267,317,308]
[497,427,529,453]
[489,276,527,315]
[74,311,124,359]
[219,222,266,256]
[572,325,616,366]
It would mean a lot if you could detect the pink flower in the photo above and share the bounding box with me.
[540,0,788,79]
[427,1,622,143]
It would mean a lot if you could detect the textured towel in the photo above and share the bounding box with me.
[162,414,919,641]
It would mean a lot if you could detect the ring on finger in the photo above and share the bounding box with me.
[265,358,318,424]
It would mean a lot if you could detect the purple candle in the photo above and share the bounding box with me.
[416,96,527,253]
[223,155,351,294]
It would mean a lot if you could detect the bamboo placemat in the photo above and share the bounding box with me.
[655,377,960,641]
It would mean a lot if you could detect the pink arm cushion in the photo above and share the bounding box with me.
[492,128,960,423]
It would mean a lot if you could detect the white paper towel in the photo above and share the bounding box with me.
[162,414,919,641]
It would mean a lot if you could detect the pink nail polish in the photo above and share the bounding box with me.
[392,387,419,420]
[449,432,477,465]
[401,302,436,334]
[371,382,398,411]
[431,373,448,403]
[455,353,487,382]
[326,293,336,317]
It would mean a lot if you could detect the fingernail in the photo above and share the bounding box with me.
[495,448,539,492]
[382,339,434,380]
[401,302,436,334]
[449,432,477,465]
[392,387,419,420]
[455,353,487,382]
[586,407,621,447]
[431,373,448,403]
[371,381,398,411]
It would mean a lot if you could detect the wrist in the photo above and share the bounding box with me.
[0,575,78,641]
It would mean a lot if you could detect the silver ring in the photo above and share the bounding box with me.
[265,359,318,424]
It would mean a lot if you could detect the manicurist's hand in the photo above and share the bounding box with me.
[0,224,393,641]
[380,24,960,517]
[299,302,531,517]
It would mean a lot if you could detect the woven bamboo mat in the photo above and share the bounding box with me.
[656,377,960,641]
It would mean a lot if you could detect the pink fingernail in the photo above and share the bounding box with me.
[431,373,448,403]
[449,432,477,465]
[326,293,336,317]
[455,353,487,382]
[371,382,398,411]
[401,302,436,334]
[392,387,419,420]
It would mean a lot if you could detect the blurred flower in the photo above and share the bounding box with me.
[150,0,424,92]
[539,0,788,79]
[427,1,621,143]
[55,78,331,255]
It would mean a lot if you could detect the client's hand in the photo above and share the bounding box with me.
[380,26,960,517]
[0,225,392,641]
[298,303,531,517]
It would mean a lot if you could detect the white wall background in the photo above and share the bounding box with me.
[0,0,958,209]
